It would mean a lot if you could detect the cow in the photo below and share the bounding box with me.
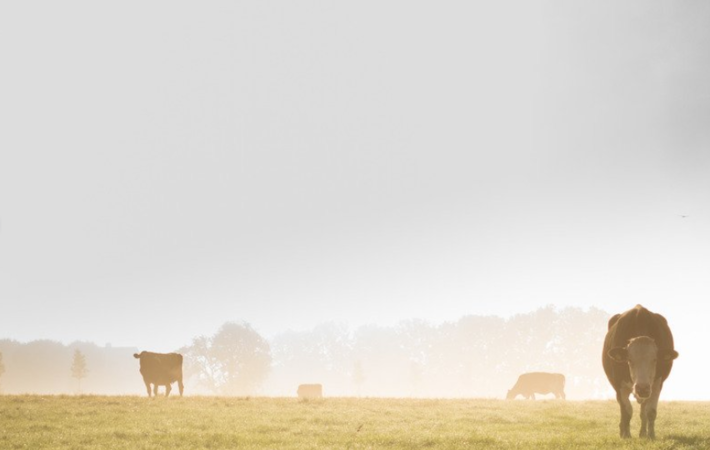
[133,351,184,397]
[506,372,566,400]
[297,384,323,400]
[602,305,678,439]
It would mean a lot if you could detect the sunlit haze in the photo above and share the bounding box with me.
[1,1,709,400]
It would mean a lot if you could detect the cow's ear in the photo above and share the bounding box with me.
[608,347,628,363]
[659,349,679,361]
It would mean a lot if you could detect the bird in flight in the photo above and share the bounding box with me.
[679,215,689,218]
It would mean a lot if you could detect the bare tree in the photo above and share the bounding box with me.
[71,349,88,393]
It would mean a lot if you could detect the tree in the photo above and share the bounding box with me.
[352,360,365,396]
[269,323,353,395]
[71,349,88,393]
[181,322,272,395]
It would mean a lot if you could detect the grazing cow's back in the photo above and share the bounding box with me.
[602,305,678,439]
[506,372,566,400]
[133,351,184,397]
[297,384,323,400]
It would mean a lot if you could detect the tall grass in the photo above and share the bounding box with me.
[1,396,708,449]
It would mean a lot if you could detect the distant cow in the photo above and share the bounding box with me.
[506,372,566,400]
[133,351,184,397]
[297,384,323,400]
[602,305,678,439]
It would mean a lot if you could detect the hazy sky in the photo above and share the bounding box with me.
[1,0,709,396]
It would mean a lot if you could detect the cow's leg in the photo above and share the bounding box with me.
[639,399,648,438]
[165,383,172,397]
[178,378,184,397]
[144,380,152,397]
[153,384,159,396]
[640,378,662,439]
[530,393,536,400]
[617,384,633,438]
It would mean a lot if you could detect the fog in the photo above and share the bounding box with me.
[0,306,649,400]
[1,1,709,401]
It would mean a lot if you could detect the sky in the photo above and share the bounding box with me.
[1,1,709,397]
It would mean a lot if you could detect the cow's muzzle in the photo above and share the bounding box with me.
[634,384,651,399]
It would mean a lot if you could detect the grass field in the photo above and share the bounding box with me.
[1,396,709,449]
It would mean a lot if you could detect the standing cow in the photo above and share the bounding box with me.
[506,372,566,400]
[133,351,184,397]
[602,305,678,439]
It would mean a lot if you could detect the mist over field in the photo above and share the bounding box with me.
[0,306,637,399]
[1,0,709,412]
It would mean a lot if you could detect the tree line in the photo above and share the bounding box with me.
[0,306,611,399]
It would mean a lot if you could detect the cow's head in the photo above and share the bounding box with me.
[608,336,678,400]
[505,390,515,400]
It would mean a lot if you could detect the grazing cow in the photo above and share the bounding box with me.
[297,384,323,400]
[602,305,678,439]
[506,372,566,400]
[133,351,184,397]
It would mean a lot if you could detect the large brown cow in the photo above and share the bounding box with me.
[602,305,678,439]
[133,351,184,397]
[506,372,566,400]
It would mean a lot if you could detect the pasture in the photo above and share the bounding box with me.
[1,396,709,449]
